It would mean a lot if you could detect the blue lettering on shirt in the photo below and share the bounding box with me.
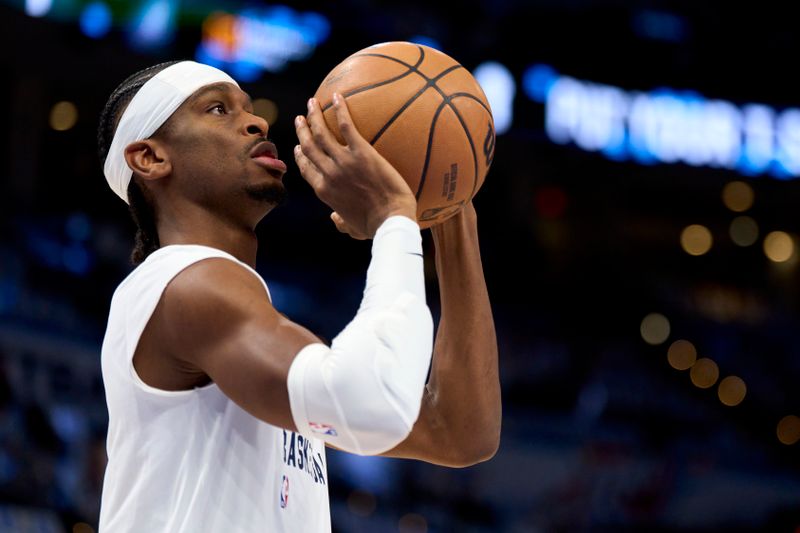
[282,430,326,485]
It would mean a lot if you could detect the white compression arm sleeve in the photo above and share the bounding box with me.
[286,216,434,455]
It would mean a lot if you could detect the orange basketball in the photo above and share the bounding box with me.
[314,41,495,228]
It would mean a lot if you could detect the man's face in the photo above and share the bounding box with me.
[159,82,287,217]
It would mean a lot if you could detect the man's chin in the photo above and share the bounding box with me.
[245,181,287,206]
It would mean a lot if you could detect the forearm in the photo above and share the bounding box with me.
[287,216,434,455]
[428,205,501,454]
[383,205,501,465]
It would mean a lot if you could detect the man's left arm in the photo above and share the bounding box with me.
[380,202,502,467]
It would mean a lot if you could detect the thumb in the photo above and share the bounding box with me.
[330,211,347,233]
[330,211,369,240]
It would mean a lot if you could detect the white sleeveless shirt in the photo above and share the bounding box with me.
[98,245,331,532]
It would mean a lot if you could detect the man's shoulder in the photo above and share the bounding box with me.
[149,253,278,363]
[117,244,245,289]
[166,253,262,299]
[113,245,267,314]
[158,253,273,328]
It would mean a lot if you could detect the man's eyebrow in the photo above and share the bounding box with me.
[188,83,253,107]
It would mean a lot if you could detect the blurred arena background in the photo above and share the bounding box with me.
[2,0,800,531]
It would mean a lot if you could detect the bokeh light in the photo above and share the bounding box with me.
[777,415,800,445]
[717,375,747,406]
[722,180,754,212]
[729,216,759,247]
[641,313,670,345]
[49,101,78,131]
[473,61,515,134]
[346,489,376,517]
[667,339,696,370]
[680,224,713,256]
[253,98,279,126]
[690,358,719,388]
[25,0,51,17]
[763,231,794,262]
[80,1,113,39]
[398,513,428,533]
[533,185,568,219]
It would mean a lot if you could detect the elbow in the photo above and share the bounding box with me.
[454,433,500,467]
[440,424,501,468]
[423,404,503,467]
[462,411,502,466]
[475,432,501,463]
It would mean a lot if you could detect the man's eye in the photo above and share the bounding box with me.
[209,104,226,115]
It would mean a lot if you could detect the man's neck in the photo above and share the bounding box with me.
[156,208,260,268]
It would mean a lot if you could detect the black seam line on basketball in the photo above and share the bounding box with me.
[319,69,419,113]
[369,65,468,145]
[447,92,492,114]
[353,48,464,88]
[353,54,464,86]
[431,64,464,83]
[320,48,426,113]
[423,66,469,105]
[445,100,480,199]
[369,81,435,145]
[354,45,426,71]
[415,102,448,200]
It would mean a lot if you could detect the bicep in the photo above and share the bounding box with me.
[161,259,321,431]
[202,313,320,431]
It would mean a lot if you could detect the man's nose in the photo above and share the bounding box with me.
[245,114,269,137]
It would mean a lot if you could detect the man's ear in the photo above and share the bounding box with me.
[124,139,172,181]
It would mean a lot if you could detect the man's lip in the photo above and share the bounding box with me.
[249,140,287,174]
[250,140,278,159]
[252,155,288,174]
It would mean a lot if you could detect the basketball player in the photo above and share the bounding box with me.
[96,60,500,532]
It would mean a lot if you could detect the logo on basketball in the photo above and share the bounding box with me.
[483,122,495,168]
[420,200,466,222]
[441,163,458,201]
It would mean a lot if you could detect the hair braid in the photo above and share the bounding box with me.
[97,61,181,265]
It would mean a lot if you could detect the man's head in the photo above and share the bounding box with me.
[97,61,287,264]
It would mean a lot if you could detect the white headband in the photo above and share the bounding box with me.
[103,61,239,204]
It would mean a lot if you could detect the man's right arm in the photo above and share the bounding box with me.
[159,256,318,433]
[160,215,433,456]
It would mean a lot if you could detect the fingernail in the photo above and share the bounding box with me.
[307,98,315,110]
[332,93,341,106]
[295,115,302,126]
[294,145,301,155]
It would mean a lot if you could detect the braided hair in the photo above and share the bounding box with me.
[97,61,181,265]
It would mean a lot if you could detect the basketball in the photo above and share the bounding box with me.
[313,41,495,228]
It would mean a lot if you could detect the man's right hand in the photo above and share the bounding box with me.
[293,93,417,238]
